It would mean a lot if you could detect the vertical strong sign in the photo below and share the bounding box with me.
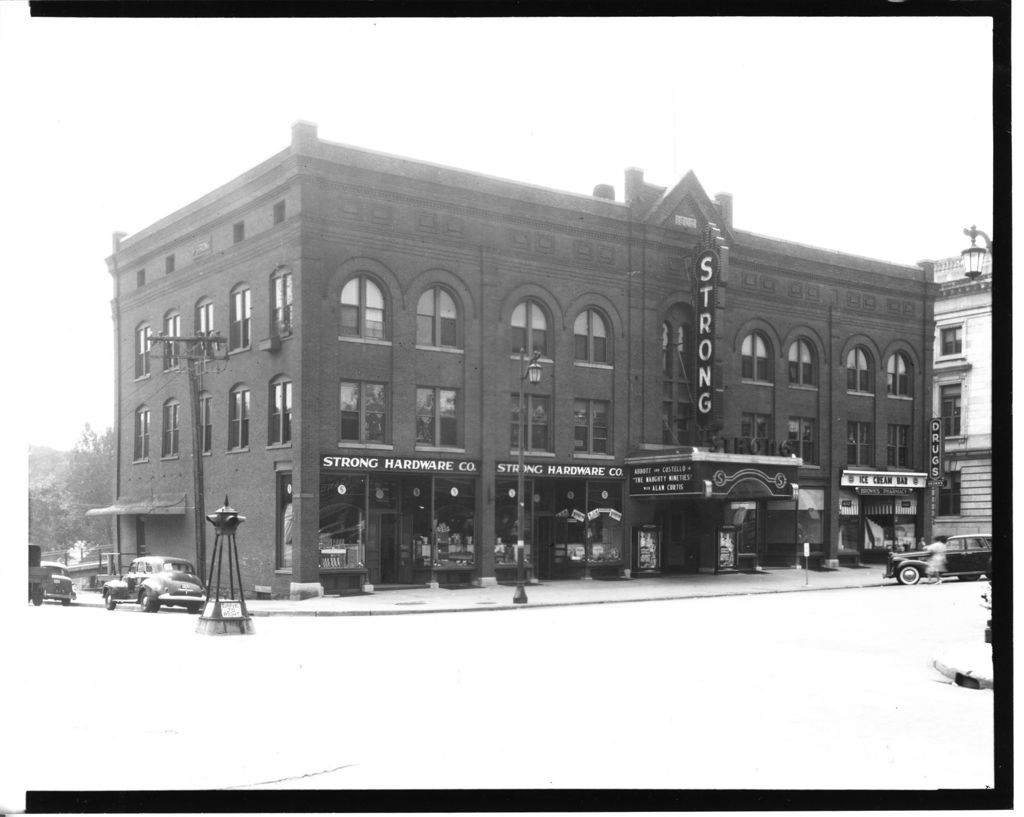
[694,248,719,429]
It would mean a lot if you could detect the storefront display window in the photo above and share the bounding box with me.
[276,472,293,570]
[318,475,366,568]
[796,488,824,546]
[495,478,533,566]
[586,481,623,563]
[434,477,475,566]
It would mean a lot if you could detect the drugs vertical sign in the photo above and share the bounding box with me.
[926,417,945,487]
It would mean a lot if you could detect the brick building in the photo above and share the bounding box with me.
[89,121,937,597]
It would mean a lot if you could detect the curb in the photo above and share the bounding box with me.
[932,645,993,690]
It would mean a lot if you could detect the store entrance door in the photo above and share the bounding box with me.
[535,516,556,580]
[371,512,401,585]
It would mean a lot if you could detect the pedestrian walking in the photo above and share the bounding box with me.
[925,536,948,584]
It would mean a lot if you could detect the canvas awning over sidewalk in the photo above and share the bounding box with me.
[85,492,187,516]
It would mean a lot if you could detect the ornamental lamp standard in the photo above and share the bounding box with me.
[514,348,543,605]
[961,225,992,281]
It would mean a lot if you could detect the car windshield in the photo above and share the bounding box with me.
[163,562,195,573]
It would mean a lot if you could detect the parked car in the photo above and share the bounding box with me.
[39,561,77,606]
[885,534,992,585]
[102,556,206,613]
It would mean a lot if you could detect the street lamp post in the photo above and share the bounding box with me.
[514,348,542,604]
[961,225,992,280]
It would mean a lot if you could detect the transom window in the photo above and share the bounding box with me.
[741,332,771,381]
[787,338,816,386]
[273,270,293,335]
[847,421,873,466]
[269,379,292,446]
[510,300,548,357]
[574,399,610,454]
[574,309,609,364]
[228,386,251,450]
[161,400,180,458]
[133,407,150,461]
[941,384,962,437]
[229,287,252,351]
[886,424,910,467]
[846,347,873,392]
[787,417,816,465]
[416,387,459,447]
[416,287,459,348]
[162,312,181,371]
[339,381,388,443]
[940,325,963,356]
[510,394,551,452]
[886,352,912,396]
[134,324,152,379]
[340,275,386,340]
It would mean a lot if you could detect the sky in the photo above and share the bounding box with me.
[1,6,994,452]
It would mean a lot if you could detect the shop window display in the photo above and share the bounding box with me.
[585,481,623,563]
[494,478,534,566]
[318,475,366,569]
[433,477,475,566]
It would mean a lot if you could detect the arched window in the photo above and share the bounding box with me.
[846,347,873,392]
[887,352,912,396]
[229,286,252,351]
[741,332,771,381]
[661,322,672,376]
[195,298,214,336]
[134,323,152,379]
[199,392,213,454]
[133,406,150,460]
[161,399,180,458]
[417,287,459,348]
[228,385,251,450]
[661,314,693,445]
[573,308,609,363]
[510,299,548,356]
[340,275,386,340]
[269,378,292,445]
[162,311,181,371]
[787,338,816,386]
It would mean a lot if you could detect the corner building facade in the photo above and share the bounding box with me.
[97,122,936,596]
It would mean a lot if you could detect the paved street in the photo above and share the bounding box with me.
[7,578,993,806]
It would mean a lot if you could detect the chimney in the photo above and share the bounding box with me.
[714,193,733,228]
[593,184,615,201]
[291,120,319,154]
[112,231,127,253]
[624,167,645,204]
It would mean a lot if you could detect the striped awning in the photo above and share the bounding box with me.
[85,492,187,517]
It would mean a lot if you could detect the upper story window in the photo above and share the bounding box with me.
[133,406,150,461]
[228,385,251,450]
[741,411,771,441]
[886,424,910,467]
[886,352,912,397]
[847,421,873,466]
[416,387,459,447]
[661,317,693,446]
[787,338,816,386]
[136,269,146,289]
[233,221,245,244]
[273,200,286,225]
[229,286,252,351]
[574,309,609,364]
[510,299,548,357]
[941,384,962,437]
[165,255,175,275]
[134,324,152,379]
[741,332,771,382]
[846,347,873,393]
[273,270,293,336]
[199,393,213,454]
[269,378,293,446]
[939,471,961,516]
[416,287,459,348]
[340,275,386,340]
[787,417,817,465]
[195,299,215,336]
[510,394,551,452]
[162,312,181,371]
[940,325,963,356]
[339,381,388,444]
[574,398,610,454]
[161,399,180,458]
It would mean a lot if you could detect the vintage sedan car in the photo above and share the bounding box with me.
[39,561,76,606]
[102,556,206,613]
[885,534,992,585]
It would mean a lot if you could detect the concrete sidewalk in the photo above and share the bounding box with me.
[79,564,888,617]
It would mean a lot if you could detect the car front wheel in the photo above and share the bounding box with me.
[897,565,922,586]
[61,598,71,606]
[104,593,117,611]
[140,589,160,613]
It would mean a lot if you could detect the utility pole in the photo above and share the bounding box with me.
[152,332,225,582]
